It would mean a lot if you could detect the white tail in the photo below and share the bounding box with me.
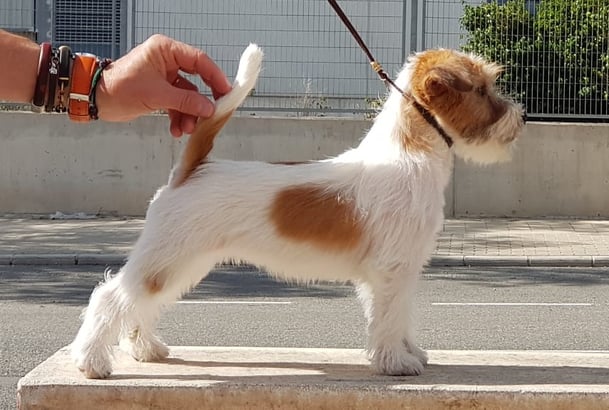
[170,44,263,188]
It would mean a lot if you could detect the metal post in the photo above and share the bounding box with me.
[111,0,117,59]
[402,0,424,58]
[401,0,408,61]
[34,0,52,42]
[125,0,135,53]
[418,0,426,51]
[119,0,129,55]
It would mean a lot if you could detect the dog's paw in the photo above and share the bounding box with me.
[407,343,428,367]
[371,345,426,376]
[71,346,113,379]
[120,329,169,362]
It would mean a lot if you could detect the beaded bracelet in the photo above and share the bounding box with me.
[88,58,112,120]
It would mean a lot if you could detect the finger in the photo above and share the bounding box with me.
[173,75,214,132]
[160,72,216,130]
[172,74,199,93]
[168,104,197,136]
[180,114,197,134]
[168,110,199,137]
[170,76,206,126]
[168,110,183,137]
[169,41,232,98]
[160,82,215,118]
[212,88,224,101]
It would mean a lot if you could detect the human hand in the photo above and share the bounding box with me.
[95,34,232,137]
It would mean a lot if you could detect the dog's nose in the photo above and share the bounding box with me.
[522,110,527,124]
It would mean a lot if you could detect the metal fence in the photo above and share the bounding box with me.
[0,0,35,39]
[1,0,608,120]
[129,0,405,115]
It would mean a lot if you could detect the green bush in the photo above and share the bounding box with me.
[461,0,608,120]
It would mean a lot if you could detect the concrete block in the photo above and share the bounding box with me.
[451,122,609,217]
[17,347,609,410]
[2,111,609,217]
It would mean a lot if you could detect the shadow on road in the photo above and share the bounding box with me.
[4,265,607,306]
[0,265,354,306]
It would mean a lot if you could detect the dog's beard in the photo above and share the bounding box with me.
[452,104,523,165]
[453,138,514,165]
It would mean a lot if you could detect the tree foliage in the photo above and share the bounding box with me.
[461,0,608,120]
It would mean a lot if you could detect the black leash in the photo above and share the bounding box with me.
[326,0,453,148]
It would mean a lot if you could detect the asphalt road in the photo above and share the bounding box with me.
[2,265,609,409]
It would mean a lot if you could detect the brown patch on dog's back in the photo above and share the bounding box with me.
[270,184,363,251]
[171,111,233,188]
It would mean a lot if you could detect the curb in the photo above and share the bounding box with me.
[429,255,605,267]
[17,347,609,410]
[2,253,609,267]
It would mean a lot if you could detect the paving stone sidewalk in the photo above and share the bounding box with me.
[2,216,609,266]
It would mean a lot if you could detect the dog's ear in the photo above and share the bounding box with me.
[485,62,504,81]
[424,67,473,97]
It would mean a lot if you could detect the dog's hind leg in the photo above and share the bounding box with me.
[117,252,218,364]
[117,268,171,364]
[71,269,130,379]
[72,252,216,378]
[357,268,427,376]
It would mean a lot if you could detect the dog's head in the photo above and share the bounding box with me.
[406,49,525,164]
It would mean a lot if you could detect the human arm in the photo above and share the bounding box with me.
[0,30,40,103]
[0,31,231,137]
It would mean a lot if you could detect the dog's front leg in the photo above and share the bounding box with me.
[357,270,427,376]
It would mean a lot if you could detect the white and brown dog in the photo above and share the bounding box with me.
[72,44,525,378]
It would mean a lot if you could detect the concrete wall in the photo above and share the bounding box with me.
[452,122,609,217]
[0,113,174,216]
[0,112,607,217]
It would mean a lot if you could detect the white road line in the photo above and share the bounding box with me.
[432,302,593,307]
[177,300,292,305]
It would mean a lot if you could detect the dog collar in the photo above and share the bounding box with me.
[410,99,454,148]
[327,0,453,149]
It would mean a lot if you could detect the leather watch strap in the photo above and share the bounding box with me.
[68,53,98,122]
